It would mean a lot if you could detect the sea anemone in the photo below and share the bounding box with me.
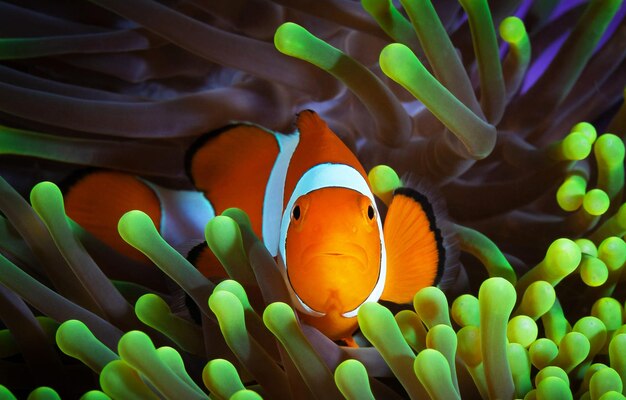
[1,0,626,398]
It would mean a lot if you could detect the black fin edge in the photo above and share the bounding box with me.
[183,122,294,188]
[182,241,209,325]
[186,240,208,266]
[184,124,244,187]
[58,166,106,195]
[294,109,324,133]
[392,186,459,290]
[295,109,317,120]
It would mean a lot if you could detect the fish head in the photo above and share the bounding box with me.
[283,187,382,317]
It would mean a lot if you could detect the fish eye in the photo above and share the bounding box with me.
[367,205,375,220]
[292,205,301,220]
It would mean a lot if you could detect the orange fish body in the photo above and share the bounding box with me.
[65,110,447,341]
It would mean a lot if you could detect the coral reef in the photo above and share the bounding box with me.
[1,0,626,398]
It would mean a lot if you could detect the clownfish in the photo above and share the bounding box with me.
[63,110,452,342]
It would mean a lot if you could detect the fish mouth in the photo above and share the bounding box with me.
[286,241,376,314]
[303,242,369,267]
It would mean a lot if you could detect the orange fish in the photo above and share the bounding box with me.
[64,110,451,342]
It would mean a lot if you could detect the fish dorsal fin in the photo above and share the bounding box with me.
[63,170,161,263]
[186,124,281,239]
[380,188,445,303]
[283,110,366,207]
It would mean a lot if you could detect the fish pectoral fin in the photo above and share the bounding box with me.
[341,336,359,348]
[62,169,162,263]
[380,188,445,304]
[186,241,229,280]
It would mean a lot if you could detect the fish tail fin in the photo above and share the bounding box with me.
[63,169,162,263]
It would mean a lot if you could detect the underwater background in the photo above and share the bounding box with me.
[1,0,626,398]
